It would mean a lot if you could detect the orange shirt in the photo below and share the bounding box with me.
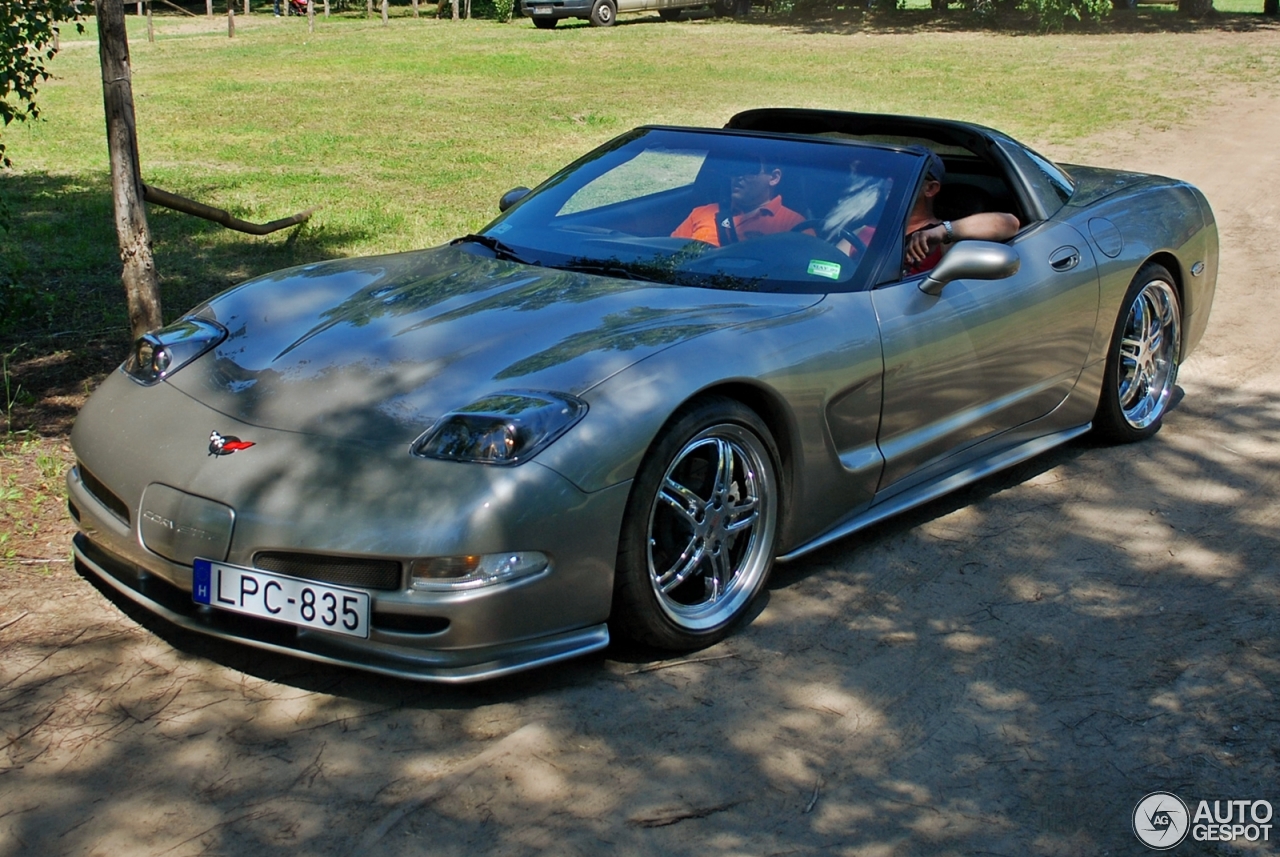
[671,195,806,247]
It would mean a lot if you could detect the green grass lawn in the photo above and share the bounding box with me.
[2,10,1278,342]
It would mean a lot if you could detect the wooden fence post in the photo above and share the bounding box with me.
[95,0,162,340]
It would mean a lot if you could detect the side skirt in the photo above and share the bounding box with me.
[777,422,1092,563]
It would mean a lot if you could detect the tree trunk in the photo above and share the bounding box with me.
[308,0,315,29]
[381,0,388,22]
[244,0,249,14]
[206,0,212,16]
[1177,0,1212,14]
[95,0,162,340]
[227,0,235,35]
[451,0,458,19]
[146,0,154,40]
[412,0,418,17]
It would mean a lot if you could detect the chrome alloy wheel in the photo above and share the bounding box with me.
[1117,278,1181,430]
[645,423,777,633]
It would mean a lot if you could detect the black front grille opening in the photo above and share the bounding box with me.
[253,551,403,591]
[77,465,131,525]
[373,612,450,635]
[75,533,298,647]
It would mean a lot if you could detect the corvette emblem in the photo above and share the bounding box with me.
[208,430,255,456]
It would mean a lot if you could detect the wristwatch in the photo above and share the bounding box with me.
[942,220,955,244]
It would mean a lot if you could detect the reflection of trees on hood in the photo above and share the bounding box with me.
[303,252,638,344]
[496,305,731,379]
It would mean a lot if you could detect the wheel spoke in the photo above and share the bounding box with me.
[657,539,705,593]
[724,496,759,533]
[713,439,735,498]
[707,548,733,601]
[659,478,703,527]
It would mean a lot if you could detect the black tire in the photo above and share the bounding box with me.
[612,397,781,651]
[589,0,616,25]
[658,7,681,19]
[532,16,558,26]
[1093,263,1182,444]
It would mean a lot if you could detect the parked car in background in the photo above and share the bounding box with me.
[521,0,730,28]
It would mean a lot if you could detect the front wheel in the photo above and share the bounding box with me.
[612,398,781,650]
[589,0,616,25]
[1093,263,1182,443]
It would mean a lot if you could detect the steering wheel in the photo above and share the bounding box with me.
[791,219,868,256]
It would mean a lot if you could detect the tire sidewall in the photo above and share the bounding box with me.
[612,397,781,650]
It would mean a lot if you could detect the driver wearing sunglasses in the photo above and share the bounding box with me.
[671,158,805,247]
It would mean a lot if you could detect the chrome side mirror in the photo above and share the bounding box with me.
[499,187,531,212]
[919,241,1020,297]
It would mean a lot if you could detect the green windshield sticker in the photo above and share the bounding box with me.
[807,260,842,280]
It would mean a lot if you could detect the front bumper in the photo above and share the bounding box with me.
[68,372,630,683]
[72,531,609,682]
[522,0,593,18]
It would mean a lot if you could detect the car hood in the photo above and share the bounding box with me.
[169,245,820,443]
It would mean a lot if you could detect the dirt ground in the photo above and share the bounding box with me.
[3,85,1280,856]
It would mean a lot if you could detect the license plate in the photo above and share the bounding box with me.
[193,559,371,639]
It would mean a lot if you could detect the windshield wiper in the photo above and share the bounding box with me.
[552,261,664,283]
[452,234,538,266]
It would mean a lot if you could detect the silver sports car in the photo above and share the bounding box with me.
[68,109,1217,682]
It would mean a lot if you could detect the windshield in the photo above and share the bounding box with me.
[477,128,916,294]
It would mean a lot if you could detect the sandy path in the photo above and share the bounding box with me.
[2,91,1279,857]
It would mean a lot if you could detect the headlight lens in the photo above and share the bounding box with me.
[410,391,587,465]
[410,552,548,591]
[123,318,227,385]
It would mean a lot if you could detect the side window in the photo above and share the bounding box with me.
[996,139,1073,220]
[557,149,706,216]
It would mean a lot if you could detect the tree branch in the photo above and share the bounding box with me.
[142,184,314,235]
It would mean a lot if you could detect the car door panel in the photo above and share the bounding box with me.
[871,221,1100,497]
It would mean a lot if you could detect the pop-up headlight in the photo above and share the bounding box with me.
[410,392,586,465]
[123,318,227,385]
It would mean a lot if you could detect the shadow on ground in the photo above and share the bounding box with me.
[4,378,1275,855]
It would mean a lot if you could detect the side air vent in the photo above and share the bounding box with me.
[253,552,402,591]
[78,465,131,525]
[372,612,450,635]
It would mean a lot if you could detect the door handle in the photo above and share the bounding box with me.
[1049,246,1080,272]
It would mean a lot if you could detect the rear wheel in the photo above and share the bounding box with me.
[532,16,557,26]
[1093,263,1182,443]
[612,398,781,650]
[589,0,616,25]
